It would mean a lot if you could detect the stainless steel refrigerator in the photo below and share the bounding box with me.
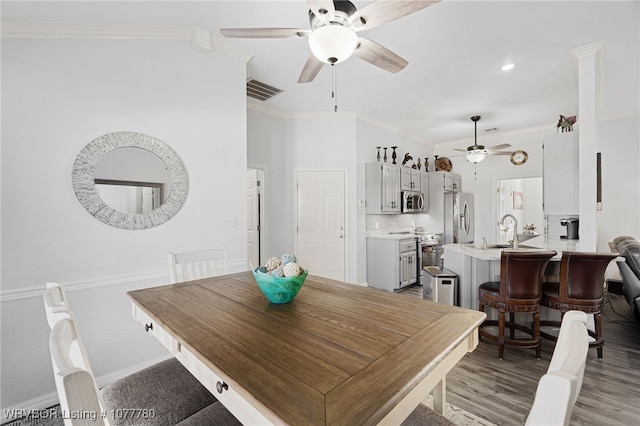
[424,172,474,244]
[444,192,474,243]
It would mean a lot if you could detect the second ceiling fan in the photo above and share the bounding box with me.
[220,0,440,83]
[454,116,513,163]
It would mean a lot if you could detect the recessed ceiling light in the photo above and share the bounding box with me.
[501,63,515,71]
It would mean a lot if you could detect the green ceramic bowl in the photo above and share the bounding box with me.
[251,268,308,304]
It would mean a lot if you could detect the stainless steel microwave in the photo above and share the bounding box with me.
[401,191,425,213]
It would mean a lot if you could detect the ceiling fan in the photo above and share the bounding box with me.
[220,0,440,83]
[454,116,513,163]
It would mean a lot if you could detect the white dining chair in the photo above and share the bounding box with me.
[44,283,230,426]
[49,318,109,426]
[525,310,589,426]
[44,282,93,375]
[44,282,74,328]
[168,248,229,283]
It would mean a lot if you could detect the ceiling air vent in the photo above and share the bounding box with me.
[247,79,283,101]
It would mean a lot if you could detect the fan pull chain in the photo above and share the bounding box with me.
[332,64,338,112]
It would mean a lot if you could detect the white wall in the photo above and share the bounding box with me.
[1,37,248,412]
[597,115,640,245]
[248,110,358,281]
[248,110,429,285]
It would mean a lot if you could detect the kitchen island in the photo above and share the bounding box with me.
[442,236,580,310]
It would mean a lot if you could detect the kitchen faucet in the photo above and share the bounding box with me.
[500,214,519,249]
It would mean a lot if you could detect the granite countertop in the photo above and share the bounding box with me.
[443,235,579,261]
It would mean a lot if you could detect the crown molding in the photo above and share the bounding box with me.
[0,20,253,62]
[356,113,427,145]
[247,102,426,144]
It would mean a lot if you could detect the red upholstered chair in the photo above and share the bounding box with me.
[478,250,557,359]
[540,251,618,358]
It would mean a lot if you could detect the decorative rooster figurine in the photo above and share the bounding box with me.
[557,115,577,133]
[402,153,413,166]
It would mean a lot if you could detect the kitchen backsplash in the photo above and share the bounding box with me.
[366,214,432,231]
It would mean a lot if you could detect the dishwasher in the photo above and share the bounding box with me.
[423,266,458,306]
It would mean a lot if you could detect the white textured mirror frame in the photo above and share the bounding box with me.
[72,131,188,230]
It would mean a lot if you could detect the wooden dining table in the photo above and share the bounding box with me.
[127,271,486,425]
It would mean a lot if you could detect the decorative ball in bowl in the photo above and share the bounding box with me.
[250,260,307,304]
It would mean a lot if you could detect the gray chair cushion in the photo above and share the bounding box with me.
[100,358,216,426]
[401,404,456,426]
[175,401,242,426]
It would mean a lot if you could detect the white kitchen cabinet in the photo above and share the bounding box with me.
[400,168,421,192]
[420,171,430,212]
[429,171,461,192]
[366,162,401,214]
[367,238,418,291]
[400,250,418,287]
[543,131,579,215]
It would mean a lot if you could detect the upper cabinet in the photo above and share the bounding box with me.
[430,171,462,193]
[366,163,430,214]
[400,168,421,192]
[543,132,579,215]
[366,162,401,214]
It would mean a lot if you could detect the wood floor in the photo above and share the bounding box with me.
[399,285,640,425]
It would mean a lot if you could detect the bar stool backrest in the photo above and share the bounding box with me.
[560,252,619,302]
[501,251,557,302]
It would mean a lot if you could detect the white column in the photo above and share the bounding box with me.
[571,42,604,251]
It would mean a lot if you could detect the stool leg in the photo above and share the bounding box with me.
[509,312,515,339]
[533,311,541,359]
[595,312,603,359]
[498,310,505,359]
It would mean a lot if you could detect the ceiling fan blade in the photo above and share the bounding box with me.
[490,151,514,156]
[298,54,325,83]
[307,0,335,23]
[486,143,512,152]
[220,28,309,38]
[349,0,440,31]
[353,37,408,74]
[453,148,468,152]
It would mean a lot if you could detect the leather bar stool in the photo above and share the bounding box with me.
[540,251,618,358]
[479,250,557,359]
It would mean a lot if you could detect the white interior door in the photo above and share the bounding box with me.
[247,169,261,268]
[296,171,345,281]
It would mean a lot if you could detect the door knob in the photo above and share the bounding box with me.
[339,235,344,238]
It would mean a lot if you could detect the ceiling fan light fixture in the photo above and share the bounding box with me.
[466,150,486,163]
[308,24,358,64]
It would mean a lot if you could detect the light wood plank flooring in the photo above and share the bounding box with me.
[399,285,640,425]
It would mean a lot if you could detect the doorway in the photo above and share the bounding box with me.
[296,171,345,281]
[247,168,264,268]
[496,177,543,244]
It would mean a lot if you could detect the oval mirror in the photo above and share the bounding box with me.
[72,131,188,230]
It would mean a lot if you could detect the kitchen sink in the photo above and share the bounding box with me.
[469,243,537,250]
[517,233,539,242]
